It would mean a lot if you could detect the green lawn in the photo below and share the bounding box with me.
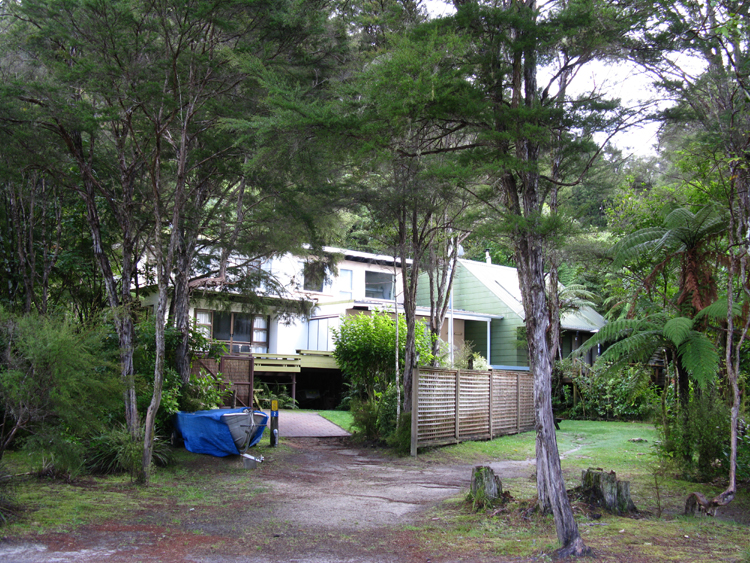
[315,409,355,432]
[2,418,747,562]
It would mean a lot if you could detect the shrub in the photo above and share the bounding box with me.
[659,384,729,482]
[87,424,172,479]
[0,462,18,525]
[254,380,297,410]
[0,308,121,459]
[351,397,381,441]
[554,359,659,421]
[451,341,489,370]
[385,411,411,455]
[23,432,87,480]
[332,311,435,401]
[376,385,399,439]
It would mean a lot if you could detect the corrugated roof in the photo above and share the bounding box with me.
[458,259,606,332]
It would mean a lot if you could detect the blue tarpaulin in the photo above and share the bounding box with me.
[175,408,268,457]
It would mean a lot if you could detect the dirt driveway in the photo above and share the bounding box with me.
[0,437,536,563]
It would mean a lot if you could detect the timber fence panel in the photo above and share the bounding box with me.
[414,366,535,454]
[491,370,521,436]
[518,372,535,431]
[458,370,491,441]
[416,368,458,446]
[219,356,254,407]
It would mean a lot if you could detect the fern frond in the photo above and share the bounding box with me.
[598,330,662,364]
[694,296,744,322]
[663,317,693,347]
[611,227,666,267]
[677,332,719,388]
[653,226,688,254]
[663,207,694,230]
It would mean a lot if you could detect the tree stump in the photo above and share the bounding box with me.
[581,468,637,514]
[470,466,503,510]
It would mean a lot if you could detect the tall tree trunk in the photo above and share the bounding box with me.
[504,1,588,555]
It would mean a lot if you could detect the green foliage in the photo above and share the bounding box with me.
[86,424,172,479]
[254,380,297,410]
[451,341,489,370]
[350,397,380,441]
[577,313,719,388]
[132,318,229,430]
[658,384,729,482]
[734,432,750,482]
[385,411,411,454]
[376,385,399,439]
[160,369,231,421]
[0,462,18,525]
[0,308,121,458]
[22,432,87,480]
[554,359,659,421]
[332,311,435,400]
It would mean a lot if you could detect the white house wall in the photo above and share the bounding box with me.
[141,249,405,357]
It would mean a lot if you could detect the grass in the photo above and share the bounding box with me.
[1,419,748,562]
[315,409,355,432]
[412,420,750,561]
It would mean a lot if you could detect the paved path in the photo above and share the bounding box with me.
[266,409,351,438]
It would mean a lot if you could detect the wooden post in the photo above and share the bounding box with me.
[455,369,461,441]
[291,373,297,404]
[249,356,255,411]
[516,372,521,433]
[488,370,494,440]
[410,365,419,457]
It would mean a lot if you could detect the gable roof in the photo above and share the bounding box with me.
[458,258,606,332]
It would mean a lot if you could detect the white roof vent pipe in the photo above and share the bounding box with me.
[485,249,491,264]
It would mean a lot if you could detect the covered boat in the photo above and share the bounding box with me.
[174,408,268,457]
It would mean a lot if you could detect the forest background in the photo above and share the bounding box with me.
[0,0,748,556]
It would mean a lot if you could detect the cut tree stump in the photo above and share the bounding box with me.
[580,468,637,514]
[470,466,503,509]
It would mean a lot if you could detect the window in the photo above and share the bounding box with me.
[303,261,326,292]
[196,310,269,354]
[195,310,212,339]
[339,269,353,300]
[365,271,394,300]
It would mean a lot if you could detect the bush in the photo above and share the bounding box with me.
[377,385,399,439]
[23,432,87,480]
[332,311,435,401]
[0,308,121,459]
[554,359,659,421]
[254,380,297,410]
[659,384,729,482]
[451,341,489,370]
[385,411,411,455]
[350,386,411,453]
[0,462,18,525]
[133,317,228,432]
[351,397,380,441]
[86,424,172,479]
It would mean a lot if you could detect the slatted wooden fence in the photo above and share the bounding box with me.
[410,366,535,456]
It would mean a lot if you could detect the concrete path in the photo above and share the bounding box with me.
[267,410,351,438]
